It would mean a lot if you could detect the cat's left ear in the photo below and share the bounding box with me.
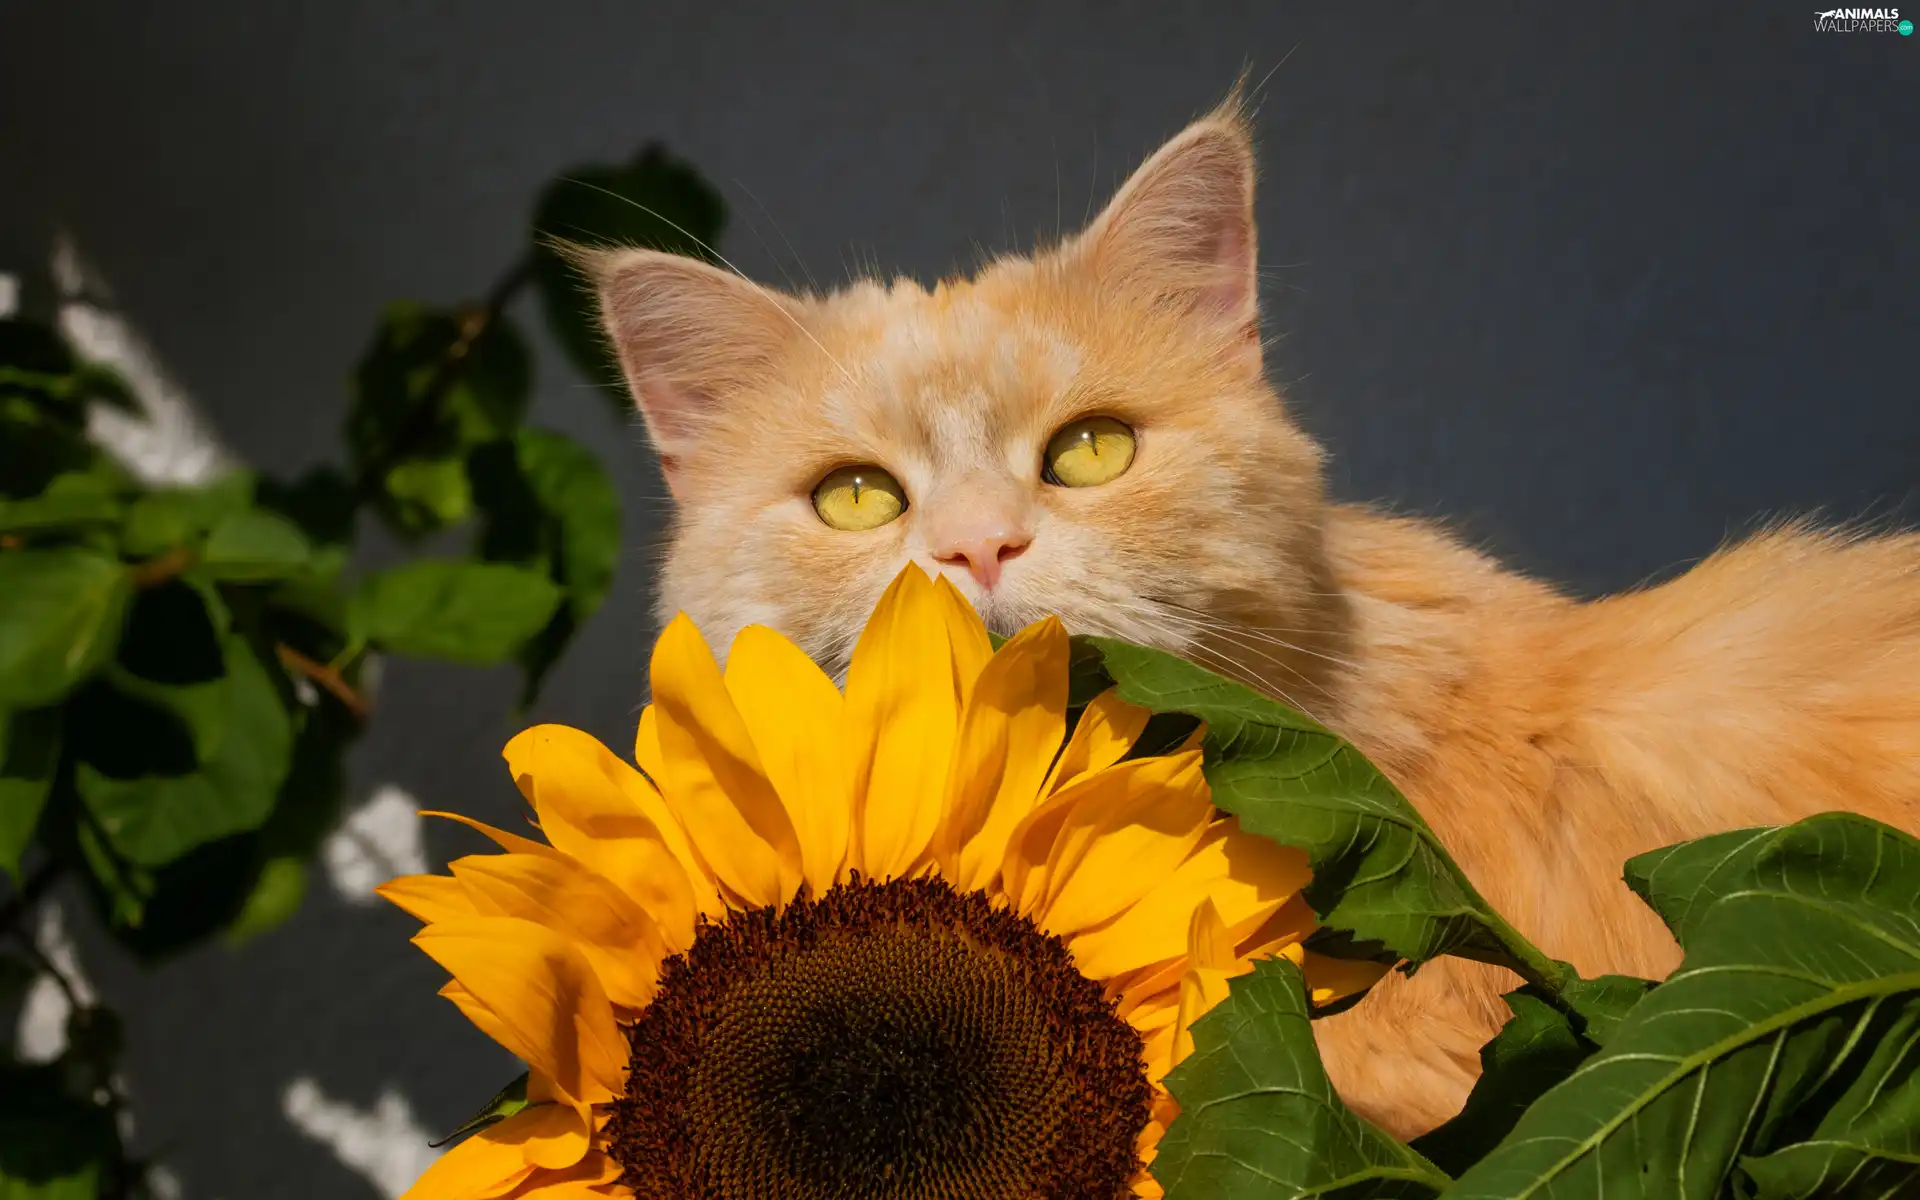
[1067,96,1259,351]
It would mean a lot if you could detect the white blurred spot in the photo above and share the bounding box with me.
[47,234,235,487]
[282,1077,439,1199]
[322,785,429,904]
[13,903,97,1063]
[146,1164,185,1200]
[0,273,18,317]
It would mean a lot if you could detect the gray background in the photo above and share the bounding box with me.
[2,2,1916,1196]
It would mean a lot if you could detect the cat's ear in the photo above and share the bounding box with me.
[1068,97,1259,344]
[578,247,797,494]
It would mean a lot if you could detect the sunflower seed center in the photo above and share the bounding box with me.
[611,875,1150,1199]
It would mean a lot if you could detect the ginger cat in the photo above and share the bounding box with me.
[579,97,1920,1137]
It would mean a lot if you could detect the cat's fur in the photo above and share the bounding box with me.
[580,97,1920,1137]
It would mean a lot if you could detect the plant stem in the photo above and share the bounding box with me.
[128,546,194,588]
[276,643,371,719]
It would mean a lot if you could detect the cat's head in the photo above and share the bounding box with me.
[582,98,1338,689]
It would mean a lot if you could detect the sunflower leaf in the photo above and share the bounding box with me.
[1154,955,1449,1198]
[1444,813,1920,1199]
[1409,975,1653,1176]
[1075,636,1541,975]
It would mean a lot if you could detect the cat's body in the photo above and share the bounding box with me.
[582,96,1920,1136]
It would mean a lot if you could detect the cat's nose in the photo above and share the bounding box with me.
[932,531,1031,590]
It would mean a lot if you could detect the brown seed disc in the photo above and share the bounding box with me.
[610,874,1151,1199]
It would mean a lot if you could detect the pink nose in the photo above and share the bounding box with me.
[932,532,1031,590]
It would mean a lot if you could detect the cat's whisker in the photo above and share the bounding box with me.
[731,176,821,296]
[1111,597,1361,675]
[559,177,860,388]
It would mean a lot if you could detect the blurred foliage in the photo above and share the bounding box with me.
[0,145,724,1196]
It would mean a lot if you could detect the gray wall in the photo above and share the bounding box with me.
[2,3,1915,1196]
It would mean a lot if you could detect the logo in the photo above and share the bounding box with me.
[1814,6,1911,30]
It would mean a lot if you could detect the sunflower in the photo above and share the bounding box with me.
[380,564,1385,1200]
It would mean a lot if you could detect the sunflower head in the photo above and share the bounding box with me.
[380,563,1381,1199]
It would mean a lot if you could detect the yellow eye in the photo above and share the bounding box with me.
[811,465,907,531]
[1043,416,1136,488]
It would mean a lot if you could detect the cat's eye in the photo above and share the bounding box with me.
[1043,416,1136,488]
[812,465,908,531]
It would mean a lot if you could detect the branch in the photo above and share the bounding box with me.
[276,643,372,720]
[129,546,194,589]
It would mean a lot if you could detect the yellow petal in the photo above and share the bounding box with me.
[377,874,477,925]
[930,573,994,711]
[438,978,522,1060]
[1301,949,1393,1006]
[1138,1019,1178,1090]
[844,565,961,879]
[1043,687,1152,793]
[1170,900,1241,1067]
[413,918,626,1111]
[998,787,1084,916]
[449,853,665,1010]
[496,1151,624,1199]
[484,1102,592,1171]
[649,614,802,906]
[1034,752,1214,938]
[398,1108,543,1200]
[504,724,710,949]
[1069,824,1310,979]
[723,625,849,893]
[935,617,1069,893]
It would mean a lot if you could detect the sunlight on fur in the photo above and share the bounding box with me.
[580,92,1920,1137]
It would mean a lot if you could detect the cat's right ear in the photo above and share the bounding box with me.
[577,247,797,496]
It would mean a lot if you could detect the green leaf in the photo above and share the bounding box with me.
[347,303,530,537]
[0,471,124,535]
[350,559,562,664]
[470,430,621,703]
[0,319,76,379]
[1153,956,1449,1198]
[0,398,96,500]
[0,548,132,708]
[1410,976,1654,1175]
[1077,636,1551,977]
[529,145,727,393]
[105,578,231,761]
[0,706,62,881]
[117,473,257,559]
[69,362,139,415]
[434,1072,530,1148]
[77,636,294,866]
[0,1062,119,1199]
[197,507,312,582]
[1446,813,1920,1199]
[383,455,472,529]
[1621,824,1782,948]
[222,855,307,946]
